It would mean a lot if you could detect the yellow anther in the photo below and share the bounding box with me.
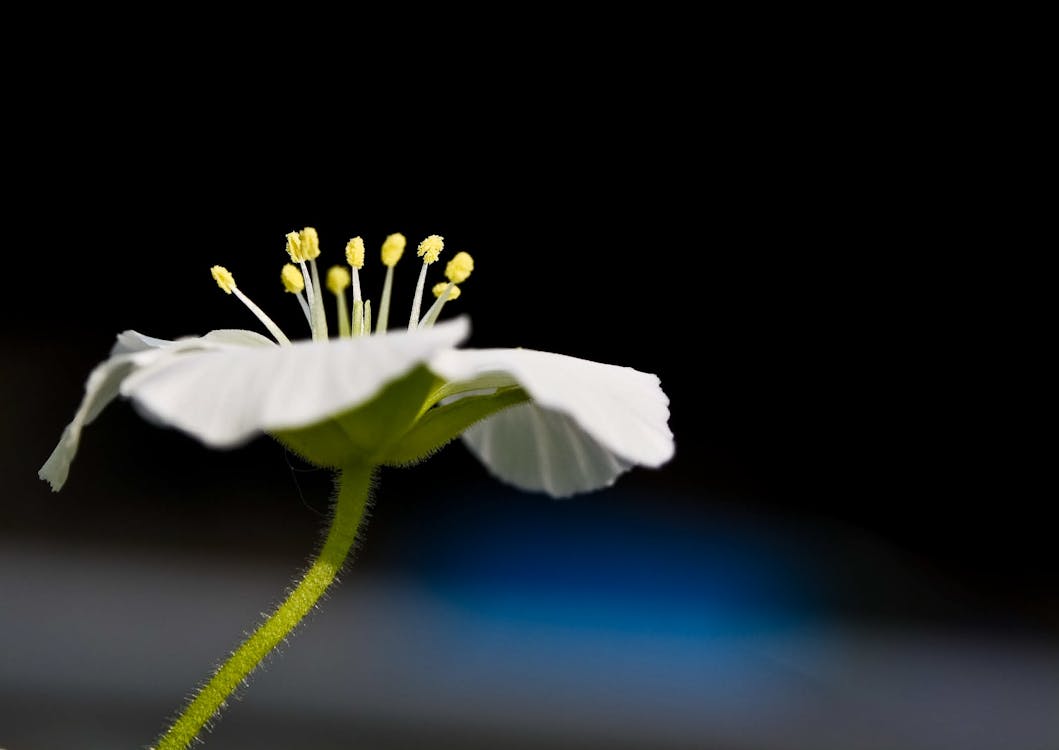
[285,231,304,262]
[433,282,461,300]
[417,234,444,264]
[445,251,474,283]
[211,265,236,294]
[326,265,351,295]
[281,263,304,293]
[345,237,365,269]
[298,227,321,260]
[381,233,406,267]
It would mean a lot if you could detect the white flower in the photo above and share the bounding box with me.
[40,231,673,498]
[40,229,677,749]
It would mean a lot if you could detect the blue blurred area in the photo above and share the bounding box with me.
[412,486,814,638]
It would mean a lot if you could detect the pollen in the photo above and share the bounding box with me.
[417,234,444,264]
[381,233,406,267]
[299,227,321,260]
[281,264,304,293]
[285,231,304,262]
[345,237,365,269]
[433,282,461,300]
[445,251,474,283]
[211,265,236,294]
[326,265,351,295]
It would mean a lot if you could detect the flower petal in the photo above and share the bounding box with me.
[39,332,235,491]
[428,348,674,497]
[111,330,175,355]
[39,352,141,491]
[111,328,274,355]
[120,317,471,449]
[462,403,637,497]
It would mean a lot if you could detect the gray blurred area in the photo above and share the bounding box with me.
[3,537,1059,750]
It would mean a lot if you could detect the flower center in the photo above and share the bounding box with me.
[210,228,474,345]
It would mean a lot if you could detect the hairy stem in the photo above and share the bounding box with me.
[153,463,375,749]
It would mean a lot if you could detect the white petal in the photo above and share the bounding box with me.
[120,317,471,449]
[39,332,229,491]
[110,328,273,356]
[200,329,277,348]
[107,326,273,355]
[462,402,636,497]
[429,348,674,497]
[42,329,278,491]
[111,330,175,355]
[39,353,140,491]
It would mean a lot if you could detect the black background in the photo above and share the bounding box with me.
[3,44,1053,641]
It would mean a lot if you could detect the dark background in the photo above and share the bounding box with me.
[2,34,1054,749]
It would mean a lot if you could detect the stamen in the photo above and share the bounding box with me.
[345,237,365,270]
[352,300,364,336]
[345,237,366,337]
[434,281,462,300]
[281,263,311,325]
[327,266,351,338]
[326,266,351,294]
[281,263,305,294]
[381,233,406,267]
[363,299,372,337]
[300,227,328,341]
[211,265,236,294]
[421,251,471,328]
[445,251,474,283]
[299,227,322,261]
[376,232,406,334]
[345,236,364,309]
[419,281,460,328]
[409,234,444,331]
[211,266,291,345]
[285,231,304,262]
[286,231,314,309]
[308,259,327,340]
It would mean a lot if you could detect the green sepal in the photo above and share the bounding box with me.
[272,366,441,468]
[380,386,529,466]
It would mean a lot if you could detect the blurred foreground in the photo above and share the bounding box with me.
[2,488,1056,750]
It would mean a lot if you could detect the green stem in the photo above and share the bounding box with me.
[153,463,375,750]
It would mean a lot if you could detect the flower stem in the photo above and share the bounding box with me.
[153,463,375,750]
